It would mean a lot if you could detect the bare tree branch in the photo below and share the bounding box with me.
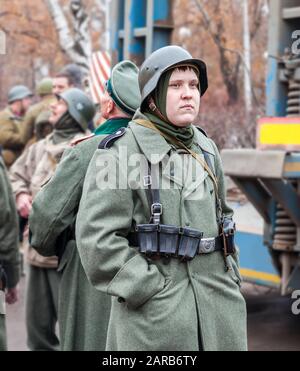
[44,0,91,71]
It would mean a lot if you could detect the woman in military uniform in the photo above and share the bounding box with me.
[0,155,20,351]
[76,46,247,351]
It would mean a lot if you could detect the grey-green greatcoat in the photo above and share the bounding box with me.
[29,135,111,351]
[0,156,20,351]
[76,113,247,351]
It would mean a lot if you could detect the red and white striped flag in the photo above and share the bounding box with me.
[89,51,111,104]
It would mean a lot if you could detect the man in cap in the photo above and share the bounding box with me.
[22,78,55,146]
[0,85,32,167]
[0,153,20,351]
[10,88,94,351]
[29,60,140,351]
[76,46,247,351]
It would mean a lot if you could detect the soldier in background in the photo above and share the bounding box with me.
[53,64,95,132]
[0,154,20,351]
[29,61,141,351]
[0,85,32,167]
[25,110,53,149]
[22,78,55,146]
[9,88,95,351]
[52,64,84,96]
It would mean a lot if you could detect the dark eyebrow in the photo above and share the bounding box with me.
[169,79,184,84]
[169,79,199,84]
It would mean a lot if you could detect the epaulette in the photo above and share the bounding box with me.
[70,133,95,147]
[196,126,208,137]
[98,127,126,149]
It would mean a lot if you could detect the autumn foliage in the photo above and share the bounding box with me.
[0,0,268,148]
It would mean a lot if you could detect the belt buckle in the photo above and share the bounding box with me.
[199,238,215,254]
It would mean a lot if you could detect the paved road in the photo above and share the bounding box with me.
[6,276,27,351]
[245,284,300,351]
[5,279,300,351]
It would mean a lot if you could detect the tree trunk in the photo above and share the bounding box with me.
[45,0,92,72]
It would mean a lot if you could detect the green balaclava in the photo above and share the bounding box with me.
[52,111,83,145]
[144,67,198,149]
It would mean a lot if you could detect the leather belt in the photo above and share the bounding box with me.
[127,233,223,255]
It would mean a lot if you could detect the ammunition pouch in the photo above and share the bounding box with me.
[132,160,236,263]
[132,224,204,261]
[178,228,203,261]
[222,218,236,256]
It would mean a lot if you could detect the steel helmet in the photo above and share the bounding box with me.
[139,45,208,106]
[59,88,96,131]
[36,78,53,96]
[8,85,33,103]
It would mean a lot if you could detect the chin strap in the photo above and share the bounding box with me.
[147,97,171,124]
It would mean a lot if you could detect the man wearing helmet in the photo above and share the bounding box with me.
[29,61,141,351]
[9,88,95,351]
[76,46,247,351]
[21,78,55,146]
[0,85,33,167]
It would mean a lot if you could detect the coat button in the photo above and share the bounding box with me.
[118,297,125,303]
[185,221,190,227]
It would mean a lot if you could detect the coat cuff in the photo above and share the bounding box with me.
[107,254,166,309]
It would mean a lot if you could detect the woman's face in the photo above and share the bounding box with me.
[166,68,200,127]
[49,98,68,124]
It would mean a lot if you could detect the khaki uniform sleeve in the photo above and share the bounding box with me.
[0,120,24,150]
[76,149,165,309]
[29,147,83,256]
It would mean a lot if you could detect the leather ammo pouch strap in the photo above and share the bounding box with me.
[128,162,221,261]
[131,120,235,260]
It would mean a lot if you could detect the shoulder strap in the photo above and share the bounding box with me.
[134,119,224,226]
[202,150,215,177]
[98,127,126,149]
[70,133,95,147]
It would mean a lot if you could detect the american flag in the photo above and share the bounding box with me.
[89,51,111,104]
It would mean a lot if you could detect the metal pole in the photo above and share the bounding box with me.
[243,0,252,116]
[146,0,154,58]
[105,0,111,52]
